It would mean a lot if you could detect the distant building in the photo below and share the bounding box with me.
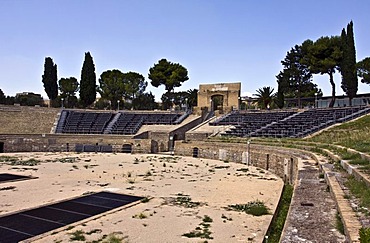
[285,93,370,108]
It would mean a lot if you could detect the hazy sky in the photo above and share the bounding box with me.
[1,0,370,100]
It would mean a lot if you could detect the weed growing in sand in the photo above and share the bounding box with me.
[236,168,249,172]
[228,200,270,216]
[175,196,201,208]
[92,232,127,243]
[182,215,213,239]
[0,156,18,163]
[132,212,147,219]
[221,214,233,222]
[72,165,79,169]
[141,197,150,203]
[58,157,78,163]
[124,171,137,183]
[69,230,86,241]
[86,229,102,235]
[10,158,40,166]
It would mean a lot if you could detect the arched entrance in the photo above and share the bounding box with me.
[168,134,178,153]
[0,142,4,153]
[197,83,241,113]
[192,147,199,158]
[211,95,224,111]
[122,144,132,153]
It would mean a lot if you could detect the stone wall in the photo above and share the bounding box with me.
[0,134,152,153]
[147,117,203,153]
[174,140,298,184]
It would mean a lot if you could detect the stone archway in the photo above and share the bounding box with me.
[192,147,199,158]
[122,144,132,153]
[211,95,224,111]
[197,82,241,113]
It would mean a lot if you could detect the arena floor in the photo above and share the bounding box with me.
[0,152,283,242]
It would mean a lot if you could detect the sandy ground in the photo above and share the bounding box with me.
[0,152,283,243]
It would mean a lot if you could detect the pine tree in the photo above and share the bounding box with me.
[80,52,96,107]
[341,21,358,106]
[42,57,58,102]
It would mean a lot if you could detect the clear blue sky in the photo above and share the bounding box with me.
[1,0,370,101]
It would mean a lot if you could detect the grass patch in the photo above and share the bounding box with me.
[0,156,18,163]
[360,227,370,243]
[175,196,201,208]
[349,158,370,166]
[58,157,78,163]
[91,232,127,243]
[345,175,370,210]
[182,215,213,239]
[141,197,150,203]
[336,212,345,235]
[264,184,293,242]
[228,200,270,216]
[69,230,86,241]
[10,158,40,166]
[132,212,147,219]
[307,115,370,153]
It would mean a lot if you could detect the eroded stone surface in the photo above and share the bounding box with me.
[281,160,346,243]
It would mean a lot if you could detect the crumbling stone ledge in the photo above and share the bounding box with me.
[317,150,362,242]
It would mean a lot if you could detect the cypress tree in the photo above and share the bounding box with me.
[42,57,58,102]
[80,52,97,107]
[341,21,358,106]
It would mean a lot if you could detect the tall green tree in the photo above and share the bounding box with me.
[123,71,147,101]
[42,57,58,103]
[255,86,275,109]
[80,52,97,107]
[276,71,288,109]
[280,44,313,108]
[98,69,125,109]
[357,57,370,84]
[305,37,342,107]
[340,21,358,106]
[132,92,157,110]
[59,77,79,108]
[149,58,189,92]
[0,89,6,104]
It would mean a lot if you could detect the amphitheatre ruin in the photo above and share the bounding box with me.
[1,83,370,242]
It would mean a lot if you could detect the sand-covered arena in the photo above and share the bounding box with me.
[0,152,283,242]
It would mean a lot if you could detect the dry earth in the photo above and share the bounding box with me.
[0,152,283,243]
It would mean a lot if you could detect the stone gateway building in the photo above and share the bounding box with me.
[197,82,241,113]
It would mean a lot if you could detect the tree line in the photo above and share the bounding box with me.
[40,54,197,110]
[257,21,370,109]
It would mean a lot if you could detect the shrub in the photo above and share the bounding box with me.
[228,200,270,216]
